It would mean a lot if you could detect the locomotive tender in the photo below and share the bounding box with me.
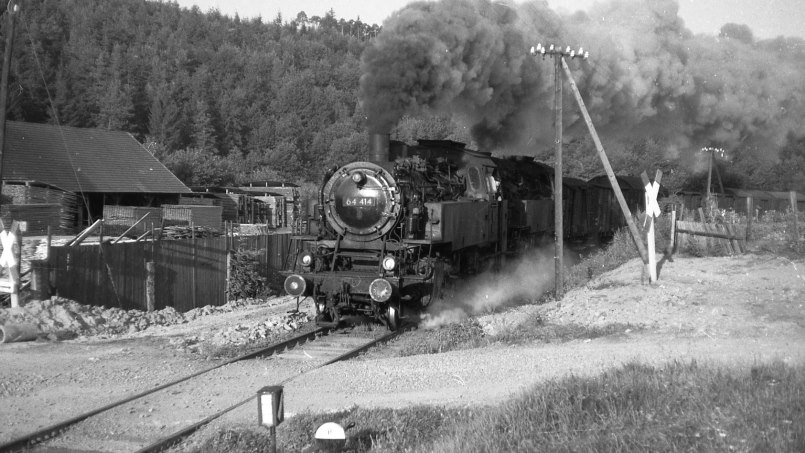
[282,134,561,330]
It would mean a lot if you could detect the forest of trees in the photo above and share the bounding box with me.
[3,0,383,186]
[2,0,803,194]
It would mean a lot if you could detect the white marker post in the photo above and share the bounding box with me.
[257,385,284,453]
[315,422,347,452]
[641,170,663,284]
[0,224,19,307]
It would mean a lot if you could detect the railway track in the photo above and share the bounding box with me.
[0,323,411,453]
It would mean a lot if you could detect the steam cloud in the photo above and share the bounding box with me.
[360,0,805,159]
[421,248,558,328]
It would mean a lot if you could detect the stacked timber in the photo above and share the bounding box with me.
[160,225,222,239]
[2,182,80,233]
[162,204,223,231]
[178,195,217,206]
[103,206,163,237]
[0,204,61,234]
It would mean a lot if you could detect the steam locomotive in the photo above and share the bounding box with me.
[282,131,799,331]
[281,134,628,330]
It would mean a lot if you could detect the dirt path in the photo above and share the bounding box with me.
[0,253,803,447]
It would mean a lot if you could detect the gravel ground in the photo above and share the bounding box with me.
[0,253,804,449]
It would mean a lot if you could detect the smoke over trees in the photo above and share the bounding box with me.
[360,0,805,191]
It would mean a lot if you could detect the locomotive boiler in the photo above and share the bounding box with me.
[282,135,548,330]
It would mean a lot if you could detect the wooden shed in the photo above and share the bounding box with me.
[2,121,191,233]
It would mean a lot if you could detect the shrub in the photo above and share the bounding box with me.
[564,227,640,289]
[228,248,269,299]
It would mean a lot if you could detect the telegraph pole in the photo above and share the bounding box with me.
[0,0,19,211]
[530,44,587,300]
[532,43,652,278]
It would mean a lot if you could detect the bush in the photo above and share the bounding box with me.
[228,248,270,299]
[564,227,640,289]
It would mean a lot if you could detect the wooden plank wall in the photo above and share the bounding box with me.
[235,233,292,273]
[44,233,292,312]
[47,237,228,312]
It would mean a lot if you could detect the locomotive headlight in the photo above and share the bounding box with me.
[299,252,313,267]
[351,171,366,185]
[284,274,308,297]
[382,256,397,271]
[369,278,393,302]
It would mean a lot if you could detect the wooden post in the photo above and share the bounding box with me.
[7,222,20,307]
[746,196,753,242]
[191,220,197,309]
[31,260,46,299]
[706,148,713,203]
[46,225,52,260]
[714,158,725,194]
[561,58,649,265]
[225,221,231,302]
[667,209,677,256]
[553,55,564,300]
[791,191,800,252]
[47,226,53,292]
[31,258,51,299]
[0,2,19,199]
[146,261,155,312]
[641,170,662,284]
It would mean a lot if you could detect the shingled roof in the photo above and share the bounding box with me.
[2,121,191,194]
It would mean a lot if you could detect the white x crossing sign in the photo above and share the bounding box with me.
[0,230,18,268]
[645,181,662,218]
[641,170,663,285]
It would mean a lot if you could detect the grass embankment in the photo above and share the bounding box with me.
[179,361,805,452]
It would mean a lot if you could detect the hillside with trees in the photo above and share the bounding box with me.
[4,0,382,186]
[2,0,803,194]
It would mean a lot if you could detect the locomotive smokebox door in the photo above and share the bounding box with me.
[323,162,401,242]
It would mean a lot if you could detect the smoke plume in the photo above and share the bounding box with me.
[360,0,805,159]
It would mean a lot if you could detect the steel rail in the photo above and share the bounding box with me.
[134,324,414,453]
[0,327,328,453]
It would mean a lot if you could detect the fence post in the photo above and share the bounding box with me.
[745,196,753,242]
[667,209,677,256]
[191,220,197,309]
[31,260,47,300]
[146,261,155,312]
[225,221,232,301]
[791,191,800,252]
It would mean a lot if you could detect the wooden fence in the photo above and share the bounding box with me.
[34,232,293,312]
[675,220,746,255]
[672,192,802,255]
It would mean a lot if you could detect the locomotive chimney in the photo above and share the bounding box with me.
[369,132,390,162]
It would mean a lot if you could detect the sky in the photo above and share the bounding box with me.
[171,0,805,40]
